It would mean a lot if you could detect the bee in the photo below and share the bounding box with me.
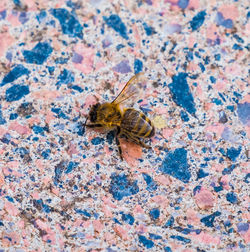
[84,73,155,160]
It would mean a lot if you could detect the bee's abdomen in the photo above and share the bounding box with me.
[121,109,155,138]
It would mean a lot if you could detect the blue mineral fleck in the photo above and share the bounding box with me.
[143,22,156,36]
[96,51,101,57]
[219,92,226,102]
[54,161,67,185]
[13,0,21,5]
[212,98,222,105]
[91,137,104,145]
[109,173,139,200]
[178,0,189,9]
[56,69,74,86]
[0,106,6,125]
[51,107,69,119]
[74,121,85,136]
[237,223,249,232]
[5,85,29,102]
[226,192,238,204]
[71,85,83,93]
[222,164,236,175]
[221,17,233,29]
[1,64,30,87]
[200,211,221,227]
[193,185,201,195]
[47,66,55,74]
[180,110,189,122]
[42,203,51,213]
[233,91,242,102]
[170,235,191,244]
[134,59,143,74]
[19,12,28,24]
[30,175,35,182]
[23,42,53,65]
[5,196,14,203]
[168,73,196,115]
[190,11,206,31]
[13,0,22,7]
[226,147,241,161]
[112,60,131,74]
[194,51,201,58]
[138,235,154,249]
[0,137,9,144]
[198,62,205,72]
[144,0,153,5]
[237,102,250,125]
[149,233,162,240]
[219,110,228,123]
[197,168,209,179]
[204,56,210,65]
[215,12,233,29]
[161,41,168,52]
[164,216,174,227]
[32,125,45,135]
[50,8,83,38]
[9,113,18,120]
[186,51,193,61]
[232,44,243,50]
[72,52,83,63]
[0,10,7,20]
[164,247,172,252]
[142,173,157,192]
[55,57,69,64]
[128,41,135,47]
[233,34,244,43]
[75,209,91,218]
[33,199,51,213]
[66,0,81,10]
[121,212,134,225]
[175,227,193,234]
[103,14,128,39]
[41,149,51,159]
[244,173,250,183]
[36,10,47,23]
[65,161,79,174]
[16,147,29,158]
[116,44,125,51]
[215,12,224,25]
[113,218,121,224]
[149,208,160,220]
[214,183,223,192]
[160,148,191,183]
[214,54,221,61]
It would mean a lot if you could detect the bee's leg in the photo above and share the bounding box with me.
[85,123,103,128]
[115,126,123,160]
[133,138,151,149]
[123,132,151,149]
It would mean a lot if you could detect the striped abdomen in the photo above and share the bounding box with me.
[121,108,155,138]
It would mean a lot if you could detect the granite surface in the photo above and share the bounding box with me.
[0,0,249,251]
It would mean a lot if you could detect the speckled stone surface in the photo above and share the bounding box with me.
[0,0,249,251]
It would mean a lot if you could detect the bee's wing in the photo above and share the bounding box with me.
[111,73,146,105]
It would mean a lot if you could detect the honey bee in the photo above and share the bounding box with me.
[84,73,155,160]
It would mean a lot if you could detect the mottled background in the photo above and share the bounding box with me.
[0,0,249,251]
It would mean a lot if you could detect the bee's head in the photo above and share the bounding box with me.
[89,102,101,122]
